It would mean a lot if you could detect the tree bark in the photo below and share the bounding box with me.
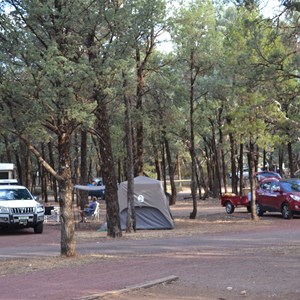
[163,131,177,206]
[248,138,259,221]
[94,98,122,238]
[48,141,58,202]
[238,143,244,195]
[152,134,162,180]
[135,48,145,177]
[123,72,136,233]
[58,132,76,257]
[79,129,89,210]
[40,143,48,203]
[288,142,294,177]
[189,49,197,219]
[210,120,221,197]
[218,114,227,194]
[229,132,238,194]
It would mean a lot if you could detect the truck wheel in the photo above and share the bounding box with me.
[225,202,234,214]
[281,204,292,219]
[256,203,265,216]
[34,222,43,234]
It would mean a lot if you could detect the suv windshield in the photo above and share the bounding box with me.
[0,189,33,200]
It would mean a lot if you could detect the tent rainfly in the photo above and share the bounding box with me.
[118,176,174,230]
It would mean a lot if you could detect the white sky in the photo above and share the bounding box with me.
[260,0,282,17]
[157,0,283,53]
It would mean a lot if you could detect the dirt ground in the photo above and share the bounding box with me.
[0,193,300,300]
[0,195,253,276]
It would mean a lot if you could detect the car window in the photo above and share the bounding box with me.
[281,181,300,192]
[260,181,272,190]
[0,189,32,200]
[270,182,280,192]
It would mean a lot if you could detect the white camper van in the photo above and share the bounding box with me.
[0,163,18,185]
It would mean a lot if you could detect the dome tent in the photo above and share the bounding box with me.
[118,176,174,230]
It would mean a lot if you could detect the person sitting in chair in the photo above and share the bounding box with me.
[80,197,98,222]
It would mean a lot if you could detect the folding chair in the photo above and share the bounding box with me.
[44,206,60,223]
[83,201,100,222]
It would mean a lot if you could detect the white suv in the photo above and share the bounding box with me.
[0,184,44,233]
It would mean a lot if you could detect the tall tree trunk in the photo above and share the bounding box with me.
[205,144,213,193]
[161,140,167,194]
[123,72,136,233]
[25,149,32,189]
[177,155,182,192]
[263,149,267,170]
[196,157,208,199]
[79,129,89,210]
[41,143,48,203]
[134,29,155,176]
[238,143,244,195]
[48,141,58,202]
[19,138,26,185]
[218,107,227,193]
[94,97,122,238]
[135,48,145,177]
[152,134,162,180]
[210,120,221,197]
[248,138,258,221]
[15,153,22,185]
[219,129,227,194]
[278,146,284,177]
[57,133,76,257]
[163,132,177,206]
[288,142,294,177]
[229,133,238,194]
[189,49,197,219]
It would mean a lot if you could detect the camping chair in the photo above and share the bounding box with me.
[44,206,60,223]
[83,201,100,222]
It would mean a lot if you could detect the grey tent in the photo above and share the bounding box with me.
[118,176,174,230]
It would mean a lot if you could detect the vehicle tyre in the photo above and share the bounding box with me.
[281,204,292,219]
[225,202,234,214]
[256,203,265,216]
[247,206,252,213]
[34,222,43,234]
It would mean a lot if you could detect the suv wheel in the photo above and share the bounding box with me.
[256,203,265,216]
[225,202,234,214]
[281,204,292,220]
[34,222,44,234]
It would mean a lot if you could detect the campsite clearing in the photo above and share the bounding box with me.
[0,194,300,300]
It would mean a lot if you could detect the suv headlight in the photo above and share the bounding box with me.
[290,194,300,201]
[0,206,10,213]
[36,205,44,213]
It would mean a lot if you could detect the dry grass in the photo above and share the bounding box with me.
[0,254,117,277]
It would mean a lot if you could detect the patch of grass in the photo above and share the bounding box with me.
[0,254,116,277]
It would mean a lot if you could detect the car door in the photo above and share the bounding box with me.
[267,181,282,212]
[256,180,272,209]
